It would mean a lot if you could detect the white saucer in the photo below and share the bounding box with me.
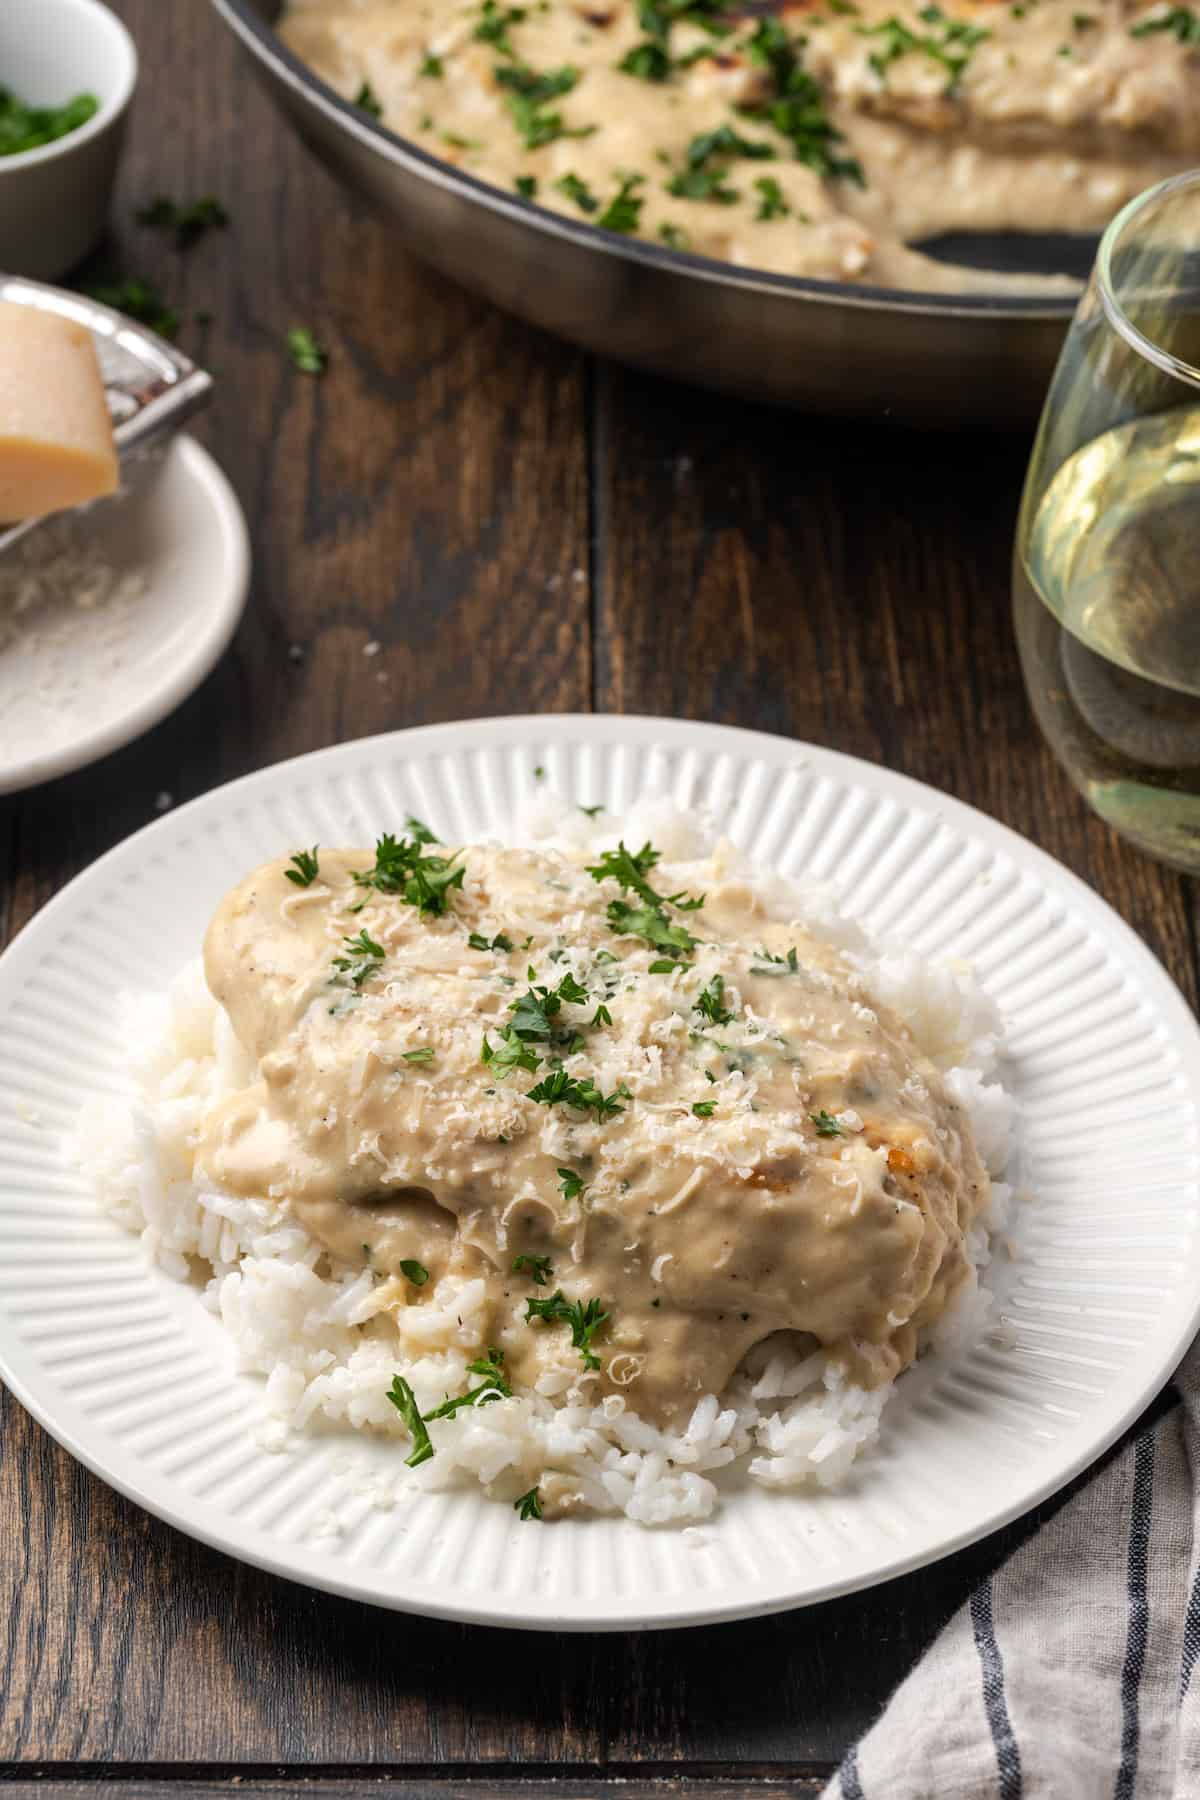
[0,434,249,794]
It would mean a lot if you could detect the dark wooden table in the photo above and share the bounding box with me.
[2,2,1197,1794]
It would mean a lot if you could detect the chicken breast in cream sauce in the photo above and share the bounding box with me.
[279,0,1200,292]
[197,830,990,1432]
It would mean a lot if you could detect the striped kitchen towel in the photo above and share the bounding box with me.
[823,1341,1200,1799]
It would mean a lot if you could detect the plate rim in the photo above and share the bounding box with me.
[0,433,251,796]
[2,711,1198,1631]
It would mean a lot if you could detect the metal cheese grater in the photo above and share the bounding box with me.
[0,274,213,558]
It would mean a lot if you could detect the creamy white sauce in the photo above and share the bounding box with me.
[279,0,1198,292]
[198,838,989,1427]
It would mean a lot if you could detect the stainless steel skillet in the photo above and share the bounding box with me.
[209,0,1081,425]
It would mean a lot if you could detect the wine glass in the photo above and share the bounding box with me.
[1013,169,1200,872]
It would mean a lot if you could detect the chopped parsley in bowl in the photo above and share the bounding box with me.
[0,86,100,158]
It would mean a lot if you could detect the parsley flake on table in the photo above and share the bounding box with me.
[385,1374,435,1466]
[136,194,229,249]
[514,1251,555,1283]
[284,846,320,887]
[286,326,326,374]
[524,1289,610,1369]
[514,1486,543,1520]
[83,276,179,339]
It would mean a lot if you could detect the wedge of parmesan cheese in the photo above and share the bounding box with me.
[0,303,118,524]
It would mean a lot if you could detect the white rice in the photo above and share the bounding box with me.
[70,800,1016,1526]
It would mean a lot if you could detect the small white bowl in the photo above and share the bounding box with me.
[0,0,138,280]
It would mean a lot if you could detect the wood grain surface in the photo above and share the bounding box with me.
[1,0,1196,1786]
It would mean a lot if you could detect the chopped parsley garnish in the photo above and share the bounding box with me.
[136,194,229,249]
[597,172,645,233]
[811,1109,844,1137]
[1130,3,1200,36]
[587,842,702,958]
[495,63,594,149]
[355,82,383,115]
[590,1002,612,1028]
[354,828,464,916]
[475,0,527,55]
[505,970,590,1045]
[694,973,735,1026]
[658,222,691,249]
[608,899,698,957]
[754,175,790,221]
[332,929,386,989]
[423,1348,513,1418]
[515,174,538,196]
[287,326,326,374]
[469,930,514,952]
[514,1486,543,1520]
[685,124,775,168]
[405,815,439,844]
[692,1100,716,1117]
[514,1251,554,1283]
[83,276,179,339]
[525,1070,628,1119]
[1072,10,1096,24]
[525,1289,610,1369]
[481,1028,541,1075]
[666,167,740,204]
[403,1047,435,1064]
[284,846,320,887]
[579,803,605,817]
[400,1258,430,1285]
[619,40,672,78]
[740,17,864,183]
[556,171,598,212]
[386,1374,435,1466]
[557,1168,586,1203]
[750,946,800,976]
[0,87,98,158]
[857,7,990,93]
[418,50,445,76]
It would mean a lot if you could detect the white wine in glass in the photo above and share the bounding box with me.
[1014,173,1200,871]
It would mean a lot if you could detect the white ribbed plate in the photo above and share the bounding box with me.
[2,715,1199,1631]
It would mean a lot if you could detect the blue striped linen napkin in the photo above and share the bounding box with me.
[823,1342,1200,1799]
